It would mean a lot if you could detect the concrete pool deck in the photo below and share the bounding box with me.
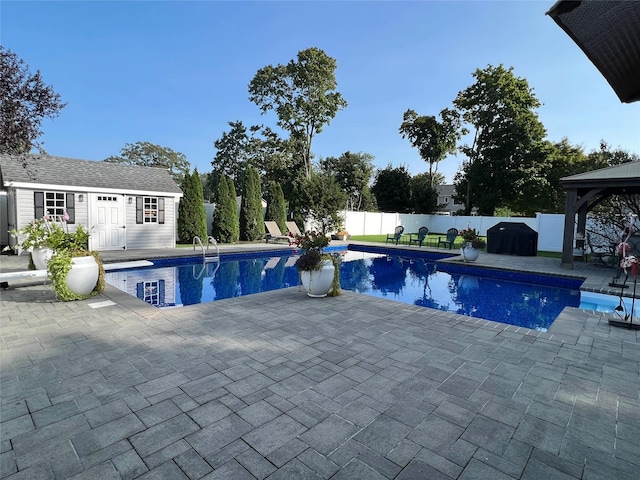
[1,243,639,479]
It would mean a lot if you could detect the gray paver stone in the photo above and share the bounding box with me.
[458,458,517,479]
[137,460,189,479]
[409,415,465,456]
[174,448,213,480]
[461,415,516,456]
[186,414,253,459]
[353,414,411,456]
[200,459,254,480]
[296,414,357,456]
[143,439,191,470]
[129,413,199,458]
[112,449,149,480]
[243,414,307,456]
[236,447,277,479]
[395,459,451,480]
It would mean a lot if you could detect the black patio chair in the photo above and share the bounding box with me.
[437,228,458,249]
[386,226,404,245]
[409,227,429,247]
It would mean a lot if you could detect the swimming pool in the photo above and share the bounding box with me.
[104,245,587,330]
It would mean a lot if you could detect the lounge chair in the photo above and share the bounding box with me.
[409,227,429,247]
[386,226,404,245]
[285,221,303,237]
[437,228,458,249]
[264,221,290,243]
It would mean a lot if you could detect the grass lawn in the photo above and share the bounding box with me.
[348,234,561,258]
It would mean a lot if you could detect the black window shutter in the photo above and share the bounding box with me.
[34,192,44,219]
[66,193,75,224]
[136,197,143,224]
[158,198,165,224]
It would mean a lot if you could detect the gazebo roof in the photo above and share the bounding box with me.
[547,0,640,103]
[561,161,640,188]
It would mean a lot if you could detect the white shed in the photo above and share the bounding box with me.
[0,154,183,251]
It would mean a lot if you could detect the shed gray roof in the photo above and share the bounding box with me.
[0,154,183,195]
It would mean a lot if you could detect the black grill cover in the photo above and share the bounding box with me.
[487,222,538,256]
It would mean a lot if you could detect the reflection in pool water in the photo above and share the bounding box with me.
[105,248,583,330]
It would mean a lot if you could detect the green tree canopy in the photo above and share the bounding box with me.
[177,170,207,243]
[265,181,287,234]
[320,151,375,211]
[410,173,440,214]
[399,108,464,186]
[239,165,265,241]
[371,165,412,213]
[248,47,348,178]
[453,64,547,216]
[0,47,67,154]
[299,173,347,235]
[105,141,190,186]
[212,174,239,243]
[227,176,240,242]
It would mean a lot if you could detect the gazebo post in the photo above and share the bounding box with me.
[561,188,577,268]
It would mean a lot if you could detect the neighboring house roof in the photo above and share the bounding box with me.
[0,154,183,196]
[436,184,455,197]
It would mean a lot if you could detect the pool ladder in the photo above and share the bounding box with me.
[192,236,220,279]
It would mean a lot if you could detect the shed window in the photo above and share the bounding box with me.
[136,196,165,224]
[34,191,75,224]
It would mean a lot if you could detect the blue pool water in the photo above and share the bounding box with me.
[105,245,587,331]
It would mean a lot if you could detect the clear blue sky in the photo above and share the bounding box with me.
[3,1,639,183]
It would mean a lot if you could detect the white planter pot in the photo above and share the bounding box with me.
[31,247,54,270]
[300,260,335,298]
[65,255,99,296]
[460,245,480,262]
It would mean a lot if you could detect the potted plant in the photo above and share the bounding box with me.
[47,224,105,301]
[458,226,486,263]
[11,216,66,270]
[291,230,341,297]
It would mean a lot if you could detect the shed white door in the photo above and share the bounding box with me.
[90,194,125,250]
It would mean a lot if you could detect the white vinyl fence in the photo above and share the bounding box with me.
[341,211,567,253]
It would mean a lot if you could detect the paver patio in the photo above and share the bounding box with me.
[1,245,639,479]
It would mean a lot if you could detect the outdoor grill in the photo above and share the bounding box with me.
[487,222,538,256]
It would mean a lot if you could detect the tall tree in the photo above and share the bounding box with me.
[265,181,287,234]
[227,176,240,242]
[320,151,375,211]
[248,47,348,178]
[410,173,439,214]
[105,141,190,186]
[453,64,547,215]
[212,175,239,243]
[0,47,67,154]
[177,170,207,243]
[371,165,412,213]
[399,108,464,186]
[191,169,208,240]
[239,166,265,241]
[298,173,347,235]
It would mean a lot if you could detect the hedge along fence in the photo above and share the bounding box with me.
[341,211,567,253]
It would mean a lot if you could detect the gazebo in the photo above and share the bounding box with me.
[548,1,640,268]
[560,162,640,268]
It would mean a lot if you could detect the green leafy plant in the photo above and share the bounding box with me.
[48,251,105,301]
[46,225,104,301]
[291,230,330,271]
[459,226,486,249]
[11,217,65,250]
